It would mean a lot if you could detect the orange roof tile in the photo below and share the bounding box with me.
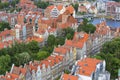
[76,58,102,76]
[65,32,89,49]
[26,36,43,43]
[66,6,75,14]
[54,47,68,55]
[57,5,63,11]
[61,74,78,80]
[47,5,55,10]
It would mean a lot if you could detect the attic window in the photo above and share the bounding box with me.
[82,70,85,73]
[84,63,88,66]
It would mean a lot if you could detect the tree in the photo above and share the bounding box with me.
[93,37,120,79]
[0,22,11,31]
[55,36,65,46]
[66,33,72,40]
[77,18,96,34]
[27,41,39,53]
[63,27,75,40]
[37,51,49,60]
[83,18,89,25]
[0,55,11,74]
[47,35,56,46]
[14,52,30,66]
[34,1,50,9]
[113,0,120,2]
[72,3,79,12]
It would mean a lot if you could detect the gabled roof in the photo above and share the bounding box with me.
[54,46,69,55]
[66,5,75,14]
[57,5,64,11]
[46,5,64,11]
[76,58,102,76]
[26,36,44,43]
[65,32,89,49]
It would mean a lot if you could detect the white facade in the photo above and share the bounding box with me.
[96,0,106,12]
[59,6,66,14]
[50,7,60,18]
[89,7,98,14]
[15,29,20,40]
[77,75,92,80]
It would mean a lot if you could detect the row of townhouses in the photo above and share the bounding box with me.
[0,0,120,80]
[0,20,119,80]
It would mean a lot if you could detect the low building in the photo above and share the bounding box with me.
[71,58,110,80]
[88,6,98,14]
[26,36,44,47]
[78,6,88,13]
[44,5,75,18]
[86,21,113,55]
[96,0,107,12]
[44,5,66,18]
[65,32,89,60]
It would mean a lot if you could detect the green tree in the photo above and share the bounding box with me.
[0,22,11,31]
[14,52,30,66]
[93,37,120,79]
[83,18,89,25]
[63,27,75,40]
[34,1,50,9]
[55,36,65,46]
[113,0,120,2]
[47,35,56,46]
[64,70,71,74]
[77,18,96,33]
[0,55,11,74]
[27,40,39,53]
[66,33,72,40]
[37,51,50,60]
[72,3,79,12]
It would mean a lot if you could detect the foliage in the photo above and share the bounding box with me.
[63,27,75,40]
[0,0,19,10]
[27,40,39,53]
[71,3,79,12]
[77,12,86,15]
[55,36,65,46]
[55,76,61,80]
[34,1,50,9]
[64,70,71,74]
[47,35,56,46]
[0,27,75,75]
[14,52,30,66]
[0,41,39,74]
[113,0,120,2]
[93,37,120,79]
[37,51,50,60]
[77,18,96,33]
[0,22,11,31]
[0,55,11,74]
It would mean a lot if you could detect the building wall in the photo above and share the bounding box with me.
[50,7,60,18]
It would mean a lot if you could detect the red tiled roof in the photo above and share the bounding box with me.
[76,58,102,76]
[61,74,78,80]
[26,36,44,43]
[65,32,89,49]
[66,6,75,14]
[57,5,64,11]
